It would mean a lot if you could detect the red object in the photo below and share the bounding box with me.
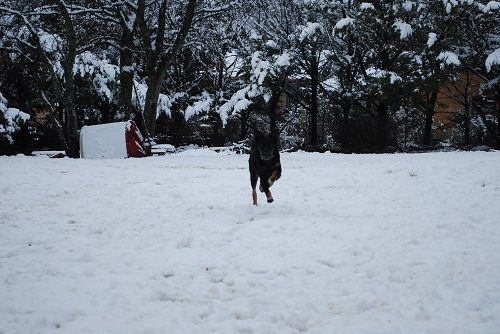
[125,120,147,157]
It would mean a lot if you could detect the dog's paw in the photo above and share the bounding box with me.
[267,197,274,203]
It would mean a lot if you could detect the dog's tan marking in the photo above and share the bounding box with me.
[268,170,280,187]
[252,189,258,205]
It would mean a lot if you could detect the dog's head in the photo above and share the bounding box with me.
[255,130,278,161]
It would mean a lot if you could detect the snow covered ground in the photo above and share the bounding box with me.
[1,151,500,334]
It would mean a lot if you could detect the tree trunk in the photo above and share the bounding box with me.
[464,102,470,146]
[56,0,79,158]
[62,63,79,158]
[375,102,388,149]
[423,89,438,146]
[144,74,162,137]
[141,0,198,138]
[340,99,351,149]
[423,111,433,146]
[309,62,319,147]
[65,103,79,158]
[7,2,80,157]
[239,110,249,141]
[267,90,281,133]
[100,101,112,123]
[47,105,69,154]
[118,29,135,120]
[310,78,319,147]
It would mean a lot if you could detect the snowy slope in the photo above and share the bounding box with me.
[1,152,500,334]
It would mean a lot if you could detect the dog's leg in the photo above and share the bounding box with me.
[252,189,258,205]
[265,189,273,203]
[250,168,258,205]
[260,175,274,203]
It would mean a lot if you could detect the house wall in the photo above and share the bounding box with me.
[433,70,486,141]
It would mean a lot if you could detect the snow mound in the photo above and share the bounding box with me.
[176,148,219,156]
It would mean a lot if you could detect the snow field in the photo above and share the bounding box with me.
[1,151,500,334]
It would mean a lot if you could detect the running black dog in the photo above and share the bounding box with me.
[249,130,282,205]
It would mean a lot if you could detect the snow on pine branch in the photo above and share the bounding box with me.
[393,20,413,39]
[485,48,500,72]
[438,0,499,14]
[0,92,30,144]
[437,51,461,66]
[224,51,244,78]
[132,81,176,118]
[275,52,291,67]
[402,1,415,11]
[217,86,251,125]
[360,3,375,11]
[37,30,62,53]
[427,33,437,48]
[366,67,402,84]
[334,17,355,31]
[74,51,119,101]
[299,22,323,42]
[217,47,293,125]
[184,92,213,121]
[478,1,500,12]
[252,51,272,87]
[249,50,290,100]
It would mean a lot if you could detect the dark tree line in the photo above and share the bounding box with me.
[1,0,499,156]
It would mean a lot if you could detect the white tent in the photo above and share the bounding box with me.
[80,122,128,159]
